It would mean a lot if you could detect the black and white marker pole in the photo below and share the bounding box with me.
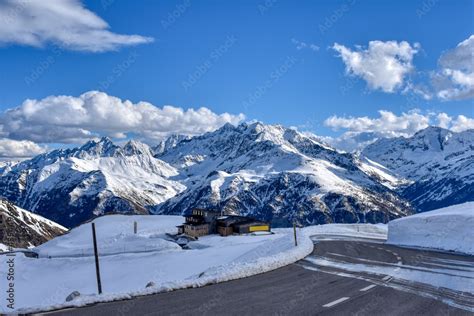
[91,222,103,295]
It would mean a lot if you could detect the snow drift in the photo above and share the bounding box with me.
[0,213,390,313]
[387,202,474,255]
[0,215,313,313]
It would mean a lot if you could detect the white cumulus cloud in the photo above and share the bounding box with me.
[0,138,47,158]
[332,40,420,93]
[0,91,245,144]
[433,35,474,101]
[0,0,153,52]
[325,110,430,136]
[449,115,474,132]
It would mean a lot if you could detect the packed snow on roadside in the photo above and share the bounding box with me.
[0,214,390,313]
[387,202,474,255]
[0,214,313,313]
[304,223,387,240]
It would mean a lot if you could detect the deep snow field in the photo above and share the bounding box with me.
[1,203,472,313]
[387,202,474,255]
[0,215,387,313]
[0,215,315,313]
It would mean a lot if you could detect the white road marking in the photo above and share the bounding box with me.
[322,297,350,307]
[382,275,391,281]
[359,284,377,292]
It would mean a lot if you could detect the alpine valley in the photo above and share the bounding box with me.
[0,122,472,229]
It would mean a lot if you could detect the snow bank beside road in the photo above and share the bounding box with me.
[304,223,387,240]
[1,215,313,313]
[387,202,474,255]
[0,214,389,314]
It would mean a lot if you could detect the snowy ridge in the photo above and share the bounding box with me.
[1,124,472,228]
[156,122,413,225]
[153,134,191,155]
[0,199,67,248]
[0,160,19,176]
[0,138,185,228]
[363,127,474,211]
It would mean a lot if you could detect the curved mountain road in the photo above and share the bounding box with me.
[37,237,474,316]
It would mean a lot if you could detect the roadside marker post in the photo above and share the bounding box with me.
[91,223,103,295]
[134,221,138,234]
[293,222,298,247]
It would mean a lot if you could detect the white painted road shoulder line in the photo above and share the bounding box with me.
[359,284,377,292]
[323,297,350,307]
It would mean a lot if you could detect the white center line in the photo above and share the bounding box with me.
[323,297,350,308]
[359,284,377,292]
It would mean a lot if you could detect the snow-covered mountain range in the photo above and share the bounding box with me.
[155,122,413,226]
[0,123,471,228]
[363,127,474,212]
[0,138,184,227]
[0,199,67,249]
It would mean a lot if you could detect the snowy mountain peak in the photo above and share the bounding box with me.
[363,127,473,167]
[411,126,453,151]
[240,121,281,135]
[245,121,267,132]
[154,134,191,155]
[363,126,474,212]
[0,136,185,227]
[123,139,153,156]
[221,122,239,131]
[2,123,470,228]
[75,136,120,158]
[157,121,413,225]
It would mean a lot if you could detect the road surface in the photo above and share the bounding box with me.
[37,237,474,316]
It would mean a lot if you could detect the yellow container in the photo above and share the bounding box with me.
[249,225,269,232]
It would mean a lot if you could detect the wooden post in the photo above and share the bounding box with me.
[91,223,102,295]
[293,222,298,247]
[134,221,138,234]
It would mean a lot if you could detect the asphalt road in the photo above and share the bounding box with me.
[36,238,474,316]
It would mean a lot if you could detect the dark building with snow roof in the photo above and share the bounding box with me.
[177,209,271,237]
[216,215,271,236]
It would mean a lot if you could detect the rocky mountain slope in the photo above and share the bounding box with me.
[3,123,469,228]
[0,199,67,249]
[155,122,413,226]
[0,138,184,228]
[362,127,474,212]
[0,160,19,176]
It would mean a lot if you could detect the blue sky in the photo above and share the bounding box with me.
[0,0,472,156]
